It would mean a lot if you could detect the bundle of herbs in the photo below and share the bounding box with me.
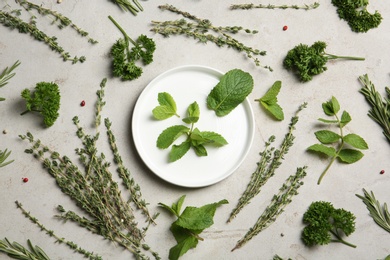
[151,4,272,71]
[19,79,159,260]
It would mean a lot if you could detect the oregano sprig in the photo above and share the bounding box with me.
[307,96,368,184]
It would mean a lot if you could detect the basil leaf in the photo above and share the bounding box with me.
[157,125,189,149]
[314,130,341,144]
[207,69,254,116]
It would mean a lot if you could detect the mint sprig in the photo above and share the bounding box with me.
[159,195,228,260]
[255,80,284,120]
[152,92,179,120]
[307,96,368,184]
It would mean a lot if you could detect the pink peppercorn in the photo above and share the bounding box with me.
[22,177,29,183]
[80,100,86,107]
[380,170,385,174]
[283,25,288,31]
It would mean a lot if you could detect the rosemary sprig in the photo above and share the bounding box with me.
[15,0,98,44]
[356,188,390,233]
[227,102,307,222]
[0,237,50,260]
[0,9,85,64]
[15,201,102,259]
[232,166,308,251]
[151,4,272,71]
[114,0,144,15]
[0,60,20,101]
[358,74,390,143]
[0,149,14,167]
[19,79,159,259]
[230,2,320,10]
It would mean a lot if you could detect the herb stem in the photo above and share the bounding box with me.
[326,54,365,60]
[230,2,320,10]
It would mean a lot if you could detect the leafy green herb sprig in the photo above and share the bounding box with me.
[0,60,20,101]
[20,82,61,127]
[0,149,14,168]
[255,80,284,120]
[0,237,50,260]
[19,79,159,260]
[155,99,228,162]
[356,188,390,233]
[331,0,382,33]
[230,2,320,10]
[15,201,102,259]
[109,15,156,81]
[228,103,306,222]
[151,4,272,71]
[113,0,144,16]
[0,9,85,64]
[232,166,307,251]
[159,195,228,260]
[358,74,390,143]
[307,96,368,184]
[283,41,364,82]
[301,201,357,248]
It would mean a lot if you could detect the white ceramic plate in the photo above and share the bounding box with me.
[132,65,255,187]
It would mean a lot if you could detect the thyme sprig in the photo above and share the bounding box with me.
[227,102,307,222]
[0,9,85,64]
[356,189,390,233]
[0,149,14,168]
[230,2,320,10]
[0,237,50,260]
[232,166,307,251]
[358,74,390,143]
[15,201,102,259]
[19,79,159,259]
[151,4,272,71]
[15,0,98,44]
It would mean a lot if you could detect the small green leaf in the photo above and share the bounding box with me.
[314,130,341,144]
[340,110,352,127]
[261,102,284,121]
[169,224,199,260]
[152,92,179,120]
[159,195,186,217]
[338,149,364,163]
[157,125,189,149]
[182,101,200,124]
[343,134,368,150]
[169,140,191,162]
[322,96,340,116]
[307,144,337,157]
[192,130,228,147]
[192,144,207,156]
[258,81,284,121]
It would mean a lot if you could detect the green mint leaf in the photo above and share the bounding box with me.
[175,199,228,230]
[338,149,364,163]
[157,125,189,149]
[159,195,186,217]
[198,131,228,146]
[192,144,207,157]
[340,110,352,127]
[182,101,200,124]
[322,96,340,116]
[207,69,254,117]
[152,92,179,120]
[261,102,284,120]
[343,134,369,150]
[169,224,199,260]
[307,144,337,157]
[169,140,191,162]
[258,81,284,121]
[314,130,341,144]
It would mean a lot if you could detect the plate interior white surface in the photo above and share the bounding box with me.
[132,65,255,187]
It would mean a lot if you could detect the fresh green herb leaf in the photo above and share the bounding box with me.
[152,92,179,120]
[157,125,190,149]
[207,69,254,116]
[192,144,207,156]
[0,60,20,101]
[159,195,186,217]
[308,96,368,184]
[0,149,14,168]
[190,129,228,147]
[256,80,284,120]
[169,140,192,162]
[182,101,200,124]
[159,196,228,260]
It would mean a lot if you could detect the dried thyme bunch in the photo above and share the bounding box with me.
[151,4,272,71]
[230,2,320,10]
[232,166,307,251]
[15,201,102,259]
[15,0,98,44]
[227,102,307,222]
[19,79,159,259]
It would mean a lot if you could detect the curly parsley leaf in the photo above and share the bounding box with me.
[207,69,253,116]
[256,80,284,120]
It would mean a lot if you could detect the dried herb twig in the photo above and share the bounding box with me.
[356,188,390,233]
[151,4,272,71]
[227,102,307,222]
[232,166,307,251]
[358,74,390,143]
[15,201,102,259]
[0,237,50,260]
[15,0,98,44]
[19,79,159,259]
[230,2,320,10]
